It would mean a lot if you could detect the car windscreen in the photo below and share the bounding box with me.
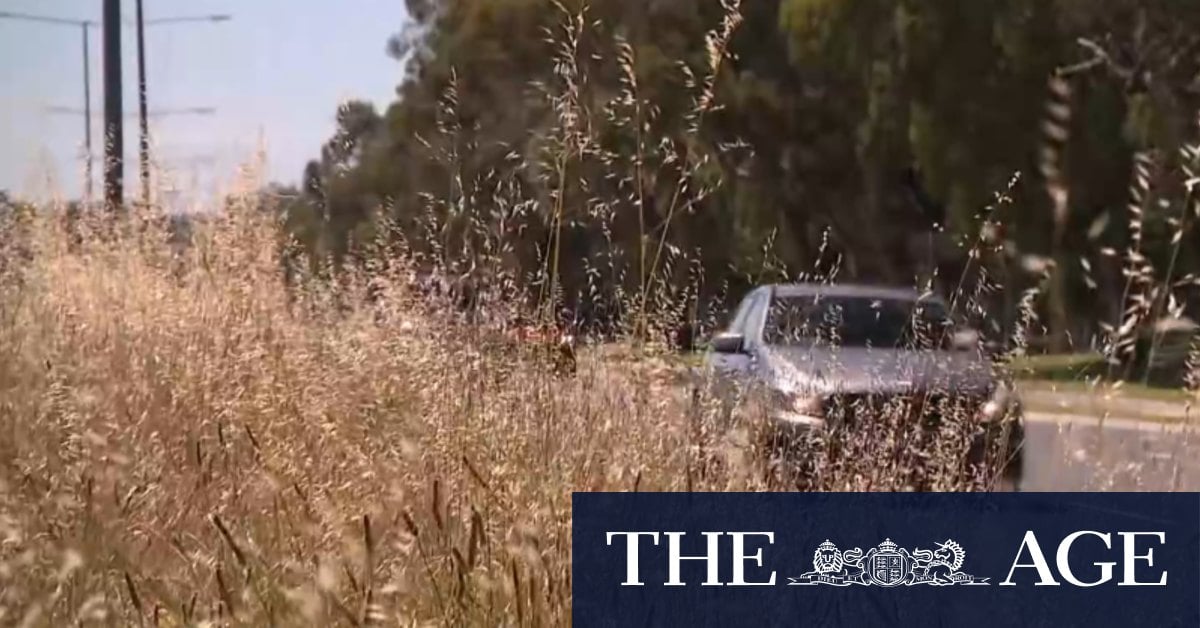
[762,294,951,348]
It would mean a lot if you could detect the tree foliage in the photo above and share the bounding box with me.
[285,0,1200,345]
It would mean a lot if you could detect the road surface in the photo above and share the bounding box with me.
[1020,412,1200,491]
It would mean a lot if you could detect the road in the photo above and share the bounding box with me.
[1020,412,1200,491]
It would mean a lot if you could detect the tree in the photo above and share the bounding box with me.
[287,0,1200,348]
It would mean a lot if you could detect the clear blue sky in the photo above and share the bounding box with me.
[0,0,407,207]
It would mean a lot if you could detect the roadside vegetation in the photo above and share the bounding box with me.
[0,185,1016,625]
[2,1,1200,625]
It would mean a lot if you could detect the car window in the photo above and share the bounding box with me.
[743,292,770,342]
[727,289,762,333]
[762,294,952,348]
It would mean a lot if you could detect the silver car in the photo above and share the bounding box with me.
[702,283,1025,489]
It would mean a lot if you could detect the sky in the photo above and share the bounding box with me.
[0,0,408,209]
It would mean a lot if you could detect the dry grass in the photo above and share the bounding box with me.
[0,198,643,625]
[0,166,1027,626]
[2,2,1195,625]
[0,7,1006,627]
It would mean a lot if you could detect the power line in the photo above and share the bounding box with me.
[45,105,217,118]
[1,6,232,208]
[0,12,96,203]
[135,6,232,207]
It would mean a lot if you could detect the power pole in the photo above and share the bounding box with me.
[133,7,230,208]
[0,12,97,205]
[136,0,150,208]
[102,0,123,211]
[81,23,93,206]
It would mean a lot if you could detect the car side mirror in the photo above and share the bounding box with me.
[710,332,746,354]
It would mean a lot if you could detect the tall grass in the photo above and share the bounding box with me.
[0,179,1025,625]
[0,192,697,625]
[0,2,1193,626]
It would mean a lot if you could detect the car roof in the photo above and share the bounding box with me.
[763,283,944,304]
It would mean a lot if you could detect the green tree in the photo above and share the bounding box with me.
[287,0,1200,347]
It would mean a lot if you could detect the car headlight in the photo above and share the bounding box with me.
[765,388,826,421]
[979,381,1014,421]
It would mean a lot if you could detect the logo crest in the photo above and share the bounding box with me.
[789,538,988,586]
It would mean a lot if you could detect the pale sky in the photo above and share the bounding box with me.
[0,0,408,209]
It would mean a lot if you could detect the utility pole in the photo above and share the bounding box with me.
[102,0,123,211]
[81,23,93,206]
[134,9,230,208]
[3,6,227,209]
[136,0,149,208]
[0,12,97,205]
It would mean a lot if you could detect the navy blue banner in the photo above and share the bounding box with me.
[572,493,1200,627]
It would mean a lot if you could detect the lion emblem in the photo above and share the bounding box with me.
[813,540,843,574]
[796,540,865,584]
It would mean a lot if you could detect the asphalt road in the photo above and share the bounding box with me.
[1020,412,1200,491]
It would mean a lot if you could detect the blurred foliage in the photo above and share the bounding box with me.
[279,0,1200,345]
